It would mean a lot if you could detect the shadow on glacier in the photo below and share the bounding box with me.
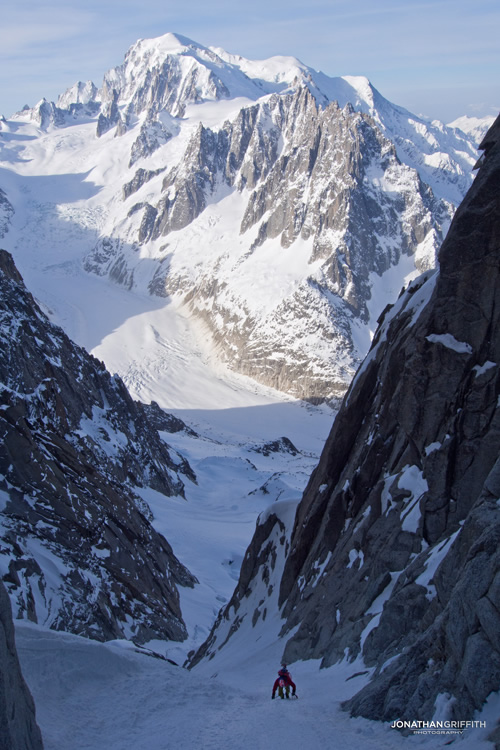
[0,134,39,165]
[0,164,178,351]
[2,167,101,204]
[38,246,175,354]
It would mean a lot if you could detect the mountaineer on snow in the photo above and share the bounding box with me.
[272,665,297,699]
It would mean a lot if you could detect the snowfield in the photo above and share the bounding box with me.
[16,621,497,750]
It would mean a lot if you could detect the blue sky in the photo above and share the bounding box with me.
[1,0,499,123]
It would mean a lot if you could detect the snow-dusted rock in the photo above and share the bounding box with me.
[0,187,14,239]
[84,81,461,400]
[99,33,232,119]
[0,250,197,644]
[188,500,296,668]
[57,80,98,109]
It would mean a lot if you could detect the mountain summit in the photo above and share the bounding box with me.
[1,33,481,403]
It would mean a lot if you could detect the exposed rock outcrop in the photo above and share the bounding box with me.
[0,580,43,749]
[0,250,197,644]
[0,187,14,239]
[129,119,172,166]
[96,88,121,137]
[188,500,296,669]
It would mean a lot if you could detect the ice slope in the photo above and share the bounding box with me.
[16,621,497,750]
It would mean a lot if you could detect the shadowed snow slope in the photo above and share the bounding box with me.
[16,621,497,750]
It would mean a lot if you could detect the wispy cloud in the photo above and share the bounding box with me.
[1,0,498,121]
[0,6,94,55]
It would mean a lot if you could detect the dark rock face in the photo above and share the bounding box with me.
[251,437,299,457]
[345,467,500,724]
[0,250,197,644]
[192,115,500,729]
[276,115,500,721]
[0,188,14,239]
[0,580,44,749]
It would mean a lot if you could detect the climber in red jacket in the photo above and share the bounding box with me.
[271,664,297,699]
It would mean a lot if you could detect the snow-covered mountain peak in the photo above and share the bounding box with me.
[99,32,265,119]
[212,47,310,87]
[338,75,375,108]
[447,113,497,144]
[57,80,98,109]
[133,31,203,56]
[120,31,223,77]
[0,31,483,403]
[91,33,401,122]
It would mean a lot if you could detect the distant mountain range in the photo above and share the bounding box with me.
[0,32,489,402]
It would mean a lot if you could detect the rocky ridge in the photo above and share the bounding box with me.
[191,115,500,736]
[0,249,197,644]
[0,187,14,239]
[82,82,456,401]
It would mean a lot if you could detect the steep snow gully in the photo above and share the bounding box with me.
[1,31,499,750]
[16,623,497,750]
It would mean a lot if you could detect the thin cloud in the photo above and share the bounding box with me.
[0,7,94,58]
[1,0,498,121]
